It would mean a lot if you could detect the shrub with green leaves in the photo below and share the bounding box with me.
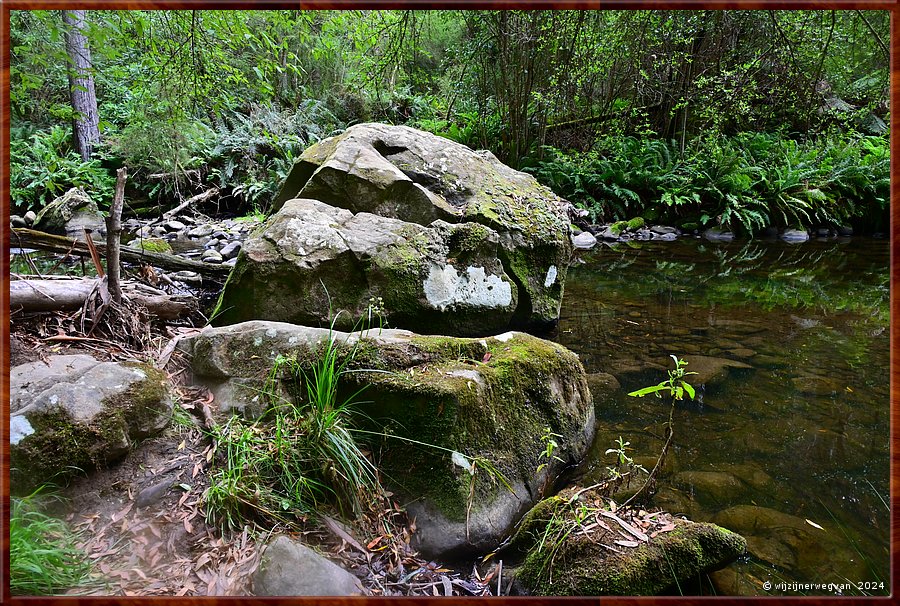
[10,489,94,595]
[526,132,889,234]
[10,125,115,214]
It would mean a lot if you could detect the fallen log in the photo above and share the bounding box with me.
[10,277,197,320]
[11,228,230,277]
[154,187,220,224]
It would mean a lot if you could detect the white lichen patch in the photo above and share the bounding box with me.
[492,331,517,343]
[544,265,558,288]
[10,415,35,445]
[265,328,278,338]
[423,264,512,311]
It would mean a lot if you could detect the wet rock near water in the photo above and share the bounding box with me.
[713,504,870,581]
[9,355,174,492]
[253,536,365,596]
[185,320,595,559]
[509,491,746,596]
[33,187,106,241]
[212,198,520,336]
[273,123,572,329]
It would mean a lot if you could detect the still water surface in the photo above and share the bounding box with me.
[552,237,889,596]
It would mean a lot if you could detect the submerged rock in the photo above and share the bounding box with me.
[780,229,809,243]
[253,535,364,596]
[272,123,572,329]
[33,187,105,240]
[10,355,173,492]
[185,321,595,558]
[212,198,518,337]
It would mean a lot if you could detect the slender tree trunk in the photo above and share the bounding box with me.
[105,168,127,303]
[63,10,100,161]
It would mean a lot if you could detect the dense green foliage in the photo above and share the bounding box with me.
[10,9,889,231]
[526,132,889,232]
[10,490,94,595]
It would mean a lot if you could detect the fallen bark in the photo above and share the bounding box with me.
[155,187,220,223]
[11,228,230,277]
[10,278,197,320]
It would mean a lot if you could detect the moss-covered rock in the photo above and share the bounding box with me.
[511,493,746,596]
[33,187,105,240]
[271,123,572,330]
[127,237,173,254]
[187,321,595,558]
[10,356,173,492]
[212,198,518,337]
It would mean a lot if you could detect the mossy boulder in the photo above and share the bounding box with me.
[272,123,572,329]
[510,492,746,596]
[10,355,173,492]
[33,187,106,240]
[212,198,518,337]
[185,320,595,558]
[127,237,173,254]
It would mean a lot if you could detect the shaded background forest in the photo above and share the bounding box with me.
[10,9,890,234]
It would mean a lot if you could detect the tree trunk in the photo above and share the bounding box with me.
[106,168,127,303]
[63,10,100,161]
[11,228,231,277]
[10,278,197,320]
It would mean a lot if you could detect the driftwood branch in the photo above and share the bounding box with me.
[11,228,230,277]
[155,187,220,224]
[11,278,197,320]
[106,167,127,302]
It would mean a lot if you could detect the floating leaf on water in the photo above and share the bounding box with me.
[805,518,826,531]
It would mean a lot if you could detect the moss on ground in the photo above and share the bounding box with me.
[515,509,747,596]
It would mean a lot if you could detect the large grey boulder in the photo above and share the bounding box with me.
[185,320,595,558]
[33,187,105,240]
[10,355,173,492]
[272,123,572,329]
[212,198,518,337]
[253,536,364,596]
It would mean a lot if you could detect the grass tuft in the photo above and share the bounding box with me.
[10,489,94,595]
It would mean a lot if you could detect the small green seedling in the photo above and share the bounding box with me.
[627,355,698,401]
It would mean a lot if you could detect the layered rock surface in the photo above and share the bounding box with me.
[10,355,173,491]
[185,320,595,558]
[269,123,573,330]
[213,198,518,336]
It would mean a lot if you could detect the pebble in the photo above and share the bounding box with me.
[24,210,37,225]
[571,231,597,250]
[780,229,809,243]
[223,257,239,267]
[188,224,215,238]
[219,241,243,259]
[202,249,224,264]
[164,220,186,232]
[136,479,172,507]
[650,225,678,235]
[836,225,853,237]
[703,228,734,242]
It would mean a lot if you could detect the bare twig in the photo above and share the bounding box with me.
[107,167,128,303]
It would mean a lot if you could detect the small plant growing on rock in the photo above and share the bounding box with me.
[621,355,697,506]
[536,426,564,473]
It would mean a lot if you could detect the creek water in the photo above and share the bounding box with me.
[551,237,890,596]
